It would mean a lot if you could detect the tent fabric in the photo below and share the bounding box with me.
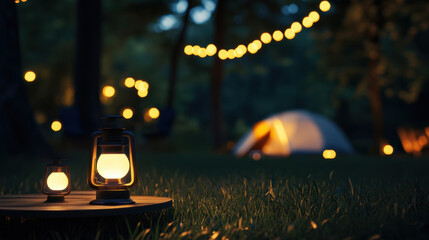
[233,110,354,157]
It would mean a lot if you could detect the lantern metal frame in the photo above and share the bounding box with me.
[41,162,71,203]
[88,116,138,205]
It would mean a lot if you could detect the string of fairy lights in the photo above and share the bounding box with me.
[184,0,331,60]
[14,0,28,3]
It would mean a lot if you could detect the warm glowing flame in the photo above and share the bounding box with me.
[122,108,133,119]
[148,107,160,119]
[97,153,130,179]
[319,1,331,12]
[102,86,115,97]
[383,145,394,155]
[24,71,36,82]
[291,22,302,33]
[51,121,62,132]
[323,149,336,159]
[124,77,135,88]
[47,172,69,191]
[260,32,272,44]
[285,29,296,40]
[273,30,284,41]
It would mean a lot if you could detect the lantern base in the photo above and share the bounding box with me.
[45,195,65,203]
[90,190,135,205]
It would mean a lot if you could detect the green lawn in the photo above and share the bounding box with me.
[0,151,428,239]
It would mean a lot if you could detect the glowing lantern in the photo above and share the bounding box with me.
[102,86,115,98]
[124,77,135,88]
[284,28,295,40]
[382,145,394,155]
[24,71,36,82]
[88,116,137,205]
[322,149,336,159]
[148,107,160,119]
[291,22,302,33]
[206,44,217,56]
[319,1,331,12]
[302,17,313,28]
[218,49,228,60]
[309,11,320,23]
[260,32,272,44]
[42,161,71,202]
[273,30,284,41]
[184,45,193,55]
[51,120,62,132]
[122,108,133,119]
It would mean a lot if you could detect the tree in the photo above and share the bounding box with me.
[73,0,102,136]
[210,0,226,149]
[0,0,51,155]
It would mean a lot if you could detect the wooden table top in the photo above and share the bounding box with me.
[0,191,173,218]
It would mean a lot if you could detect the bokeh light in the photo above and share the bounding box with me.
[309,11,320,22]
[260,32,272,44]
[206,44,217,56]
[319,1,331,12]
[227,49,235,59]
[135,80,149,91]
[184,45,193,55]
[302,17,313,28]
[24,71,36,82]
[148,107,160,119]
[235,45,247,57]
[102,86,115,98]
[192,45,201,55]
[218,49,228,60]
[51,121,62,132]
[383,145,394,155]
[284,28,295,40]
[248,43,258,54]
[122,108,133,119]
[322,149,336,159]
[273,30,284,41]
[291,22,302,33]
[124,77,135,88]
[199,48,207,58]
[138,89,148,98]
[253,40,262,49]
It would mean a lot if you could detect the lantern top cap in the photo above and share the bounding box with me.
[101,115,124,129]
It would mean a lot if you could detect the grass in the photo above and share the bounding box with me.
[0,151,428,239]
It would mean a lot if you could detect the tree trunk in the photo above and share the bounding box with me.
[0,0,52,156]
[368,0,384,153]
[73,0,102,136]
[211,0,226,150]
[167,1,191,109]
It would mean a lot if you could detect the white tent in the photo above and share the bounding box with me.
[233,110,354,157]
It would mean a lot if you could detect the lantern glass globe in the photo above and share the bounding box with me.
[47,172,69,191]
[97,153,130,179]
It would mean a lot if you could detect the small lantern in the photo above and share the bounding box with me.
[42,161,71,202]
[88,115,137,205]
